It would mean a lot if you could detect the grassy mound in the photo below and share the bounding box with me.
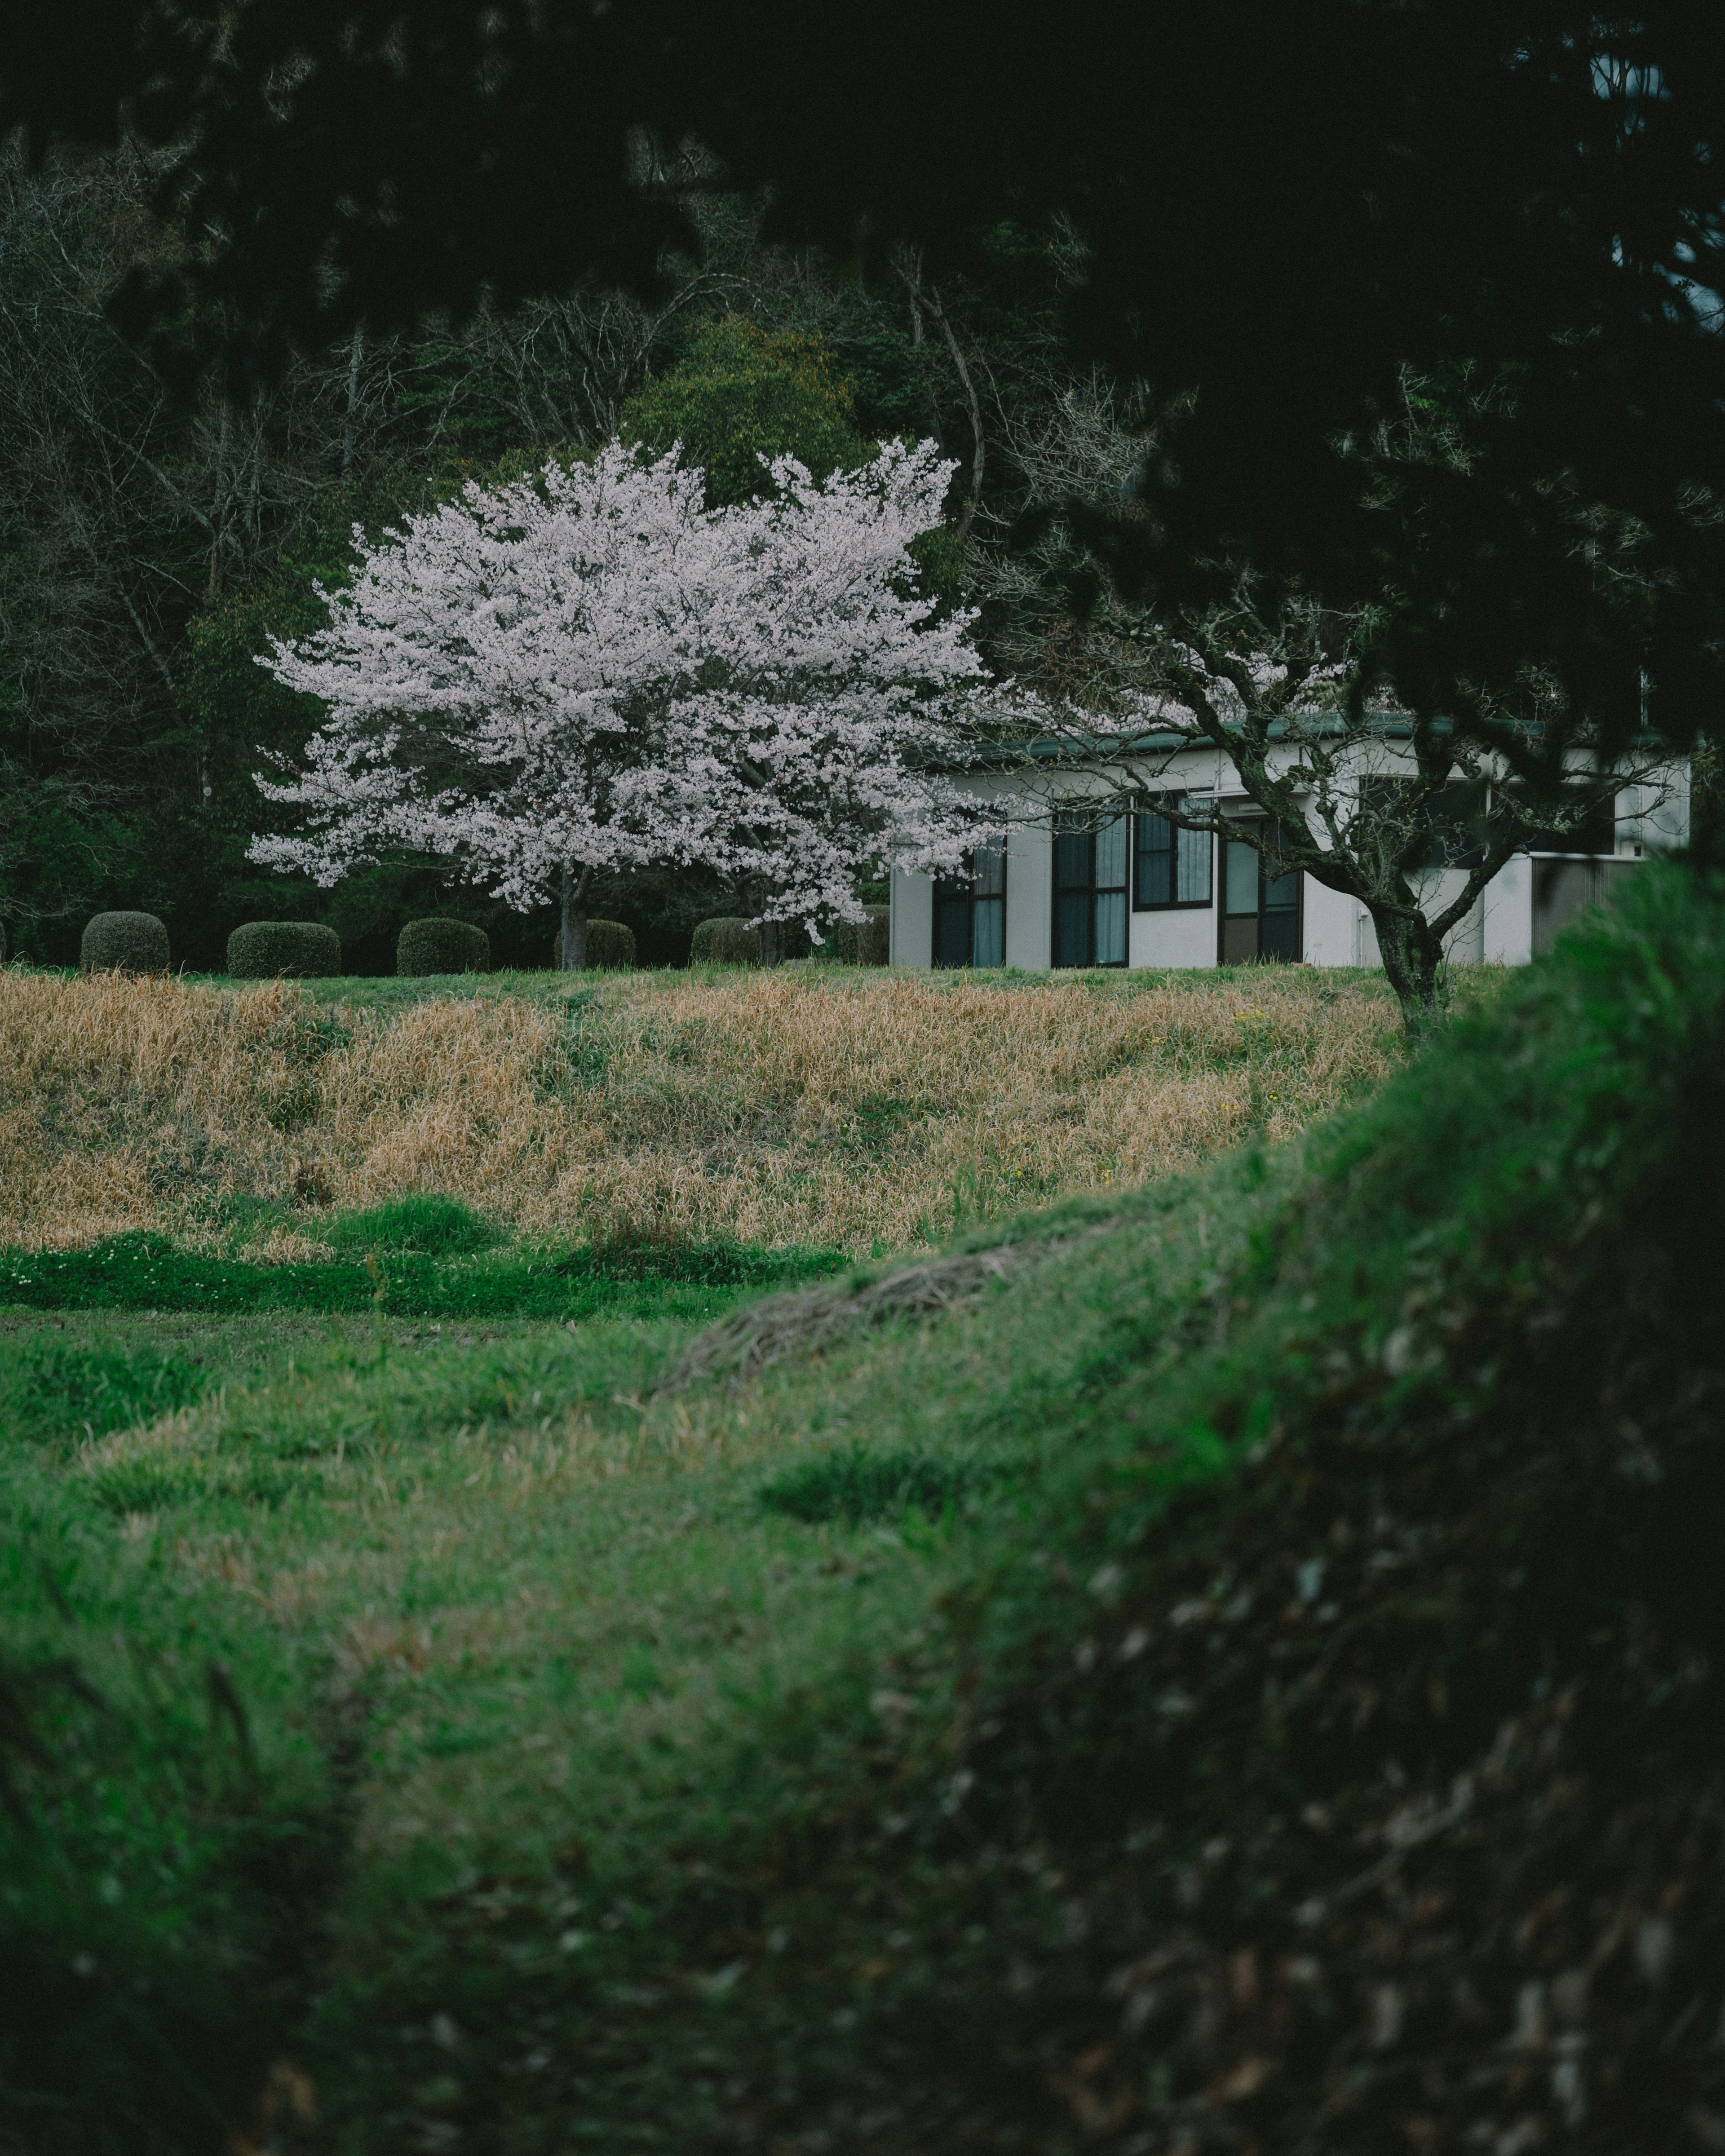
[304,862,1725,2149]
[1,866,1719,2150]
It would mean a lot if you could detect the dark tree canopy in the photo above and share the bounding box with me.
[7,1,1725,757]
[619,317,869,506]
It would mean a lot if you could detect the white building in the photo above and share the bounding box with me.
[889,748,1690,972]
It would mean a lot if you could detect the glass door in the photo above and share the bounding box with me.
[1221,836,1300,963]
[1053,812,1129,967]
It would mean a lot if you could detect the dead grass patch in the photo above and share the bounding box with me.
[0,967,1399,1255]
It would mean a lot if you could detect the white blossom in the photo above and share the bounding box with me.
[250,438,1003,933]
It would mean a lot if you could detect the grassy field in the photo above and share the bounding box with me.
[0,962,1398,1259]
[10,916,1718,2155]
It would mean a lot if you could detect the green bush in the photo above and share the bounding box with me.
[79,911,168,974]
[690,916,762,965]
[818,905,890,964]
[0,919,7,963]
[325,1193,499,1257]
[553,919,636,969]
[226,920,343,980]
[396,918,489,976]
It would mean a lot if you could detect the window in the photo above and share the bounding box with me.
[932,840,1006,966]
[1053,810,1129,967]
[1354,778,1487,868]
[1514,785,1618,858]
[1221,831,1300,963]
[1135,796,1213,909]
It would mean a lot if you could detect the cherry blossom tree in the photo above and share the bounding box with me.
[251,438,1000,966]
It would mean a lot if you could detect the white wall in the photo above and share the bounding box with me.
[1302,877,1357,968]
[1130,906,1215,968]
[1004,823,1052,970]
[889,865,932,967]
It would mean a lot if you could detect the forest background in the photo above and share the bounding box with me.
[0,147,1057,971]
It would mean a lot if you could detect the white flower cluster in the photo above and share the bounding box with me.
[250,439,998,932]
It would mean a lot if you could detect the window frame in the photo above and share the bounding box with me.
[931,839,1008,968]
[1133,793,1215,912]
[1051,808,1131,969]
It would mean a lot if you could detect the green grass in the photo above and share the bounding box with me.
[0,1227,845,1322]
[0,873,1720,2150]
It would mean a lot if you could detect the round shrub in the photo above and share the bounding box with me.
[819,906,890,965]
[553,919,637,970]
[690,916,762,966]
[226,920,343,980]
[80,912,169,975]
[396,918,490,976]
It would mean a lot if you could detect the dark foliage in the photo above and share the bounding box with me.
[226,919,342,979]
[11,5,1725,764]
[396,916,490,976]
[79,910,167,973]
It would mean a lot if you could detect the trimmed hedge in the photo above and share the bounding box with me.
[80,912,169,974]
[690,917,762,965]
[226,921,343,980]
[396,918,490,976]
[819,906,890,965]
[553,919,637,969]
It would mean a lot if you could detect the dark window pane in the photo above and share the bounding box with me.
[1518,786,1617,857]
[1055,822,1091,892]
[974,840,1005,897]
[933,886,971,966]
[1222,916,1260,963]
[1263,865,1298,913]
[1426,782,1488,868]
[1137,808,1172,906]
[1260,907,1301,962]
[973,896,1004,966]
[1055,892,1091,967]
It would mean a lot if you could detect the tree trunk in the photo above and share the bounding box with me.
[560,862,593,972]
[758,917,783,968]
[1370,902,1447,1039]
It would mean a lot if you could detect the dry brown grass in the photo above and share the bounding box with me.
[0,966,1400,1256]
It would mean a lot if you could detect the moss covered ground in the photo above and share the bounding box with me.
[1,883,1721,2152]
